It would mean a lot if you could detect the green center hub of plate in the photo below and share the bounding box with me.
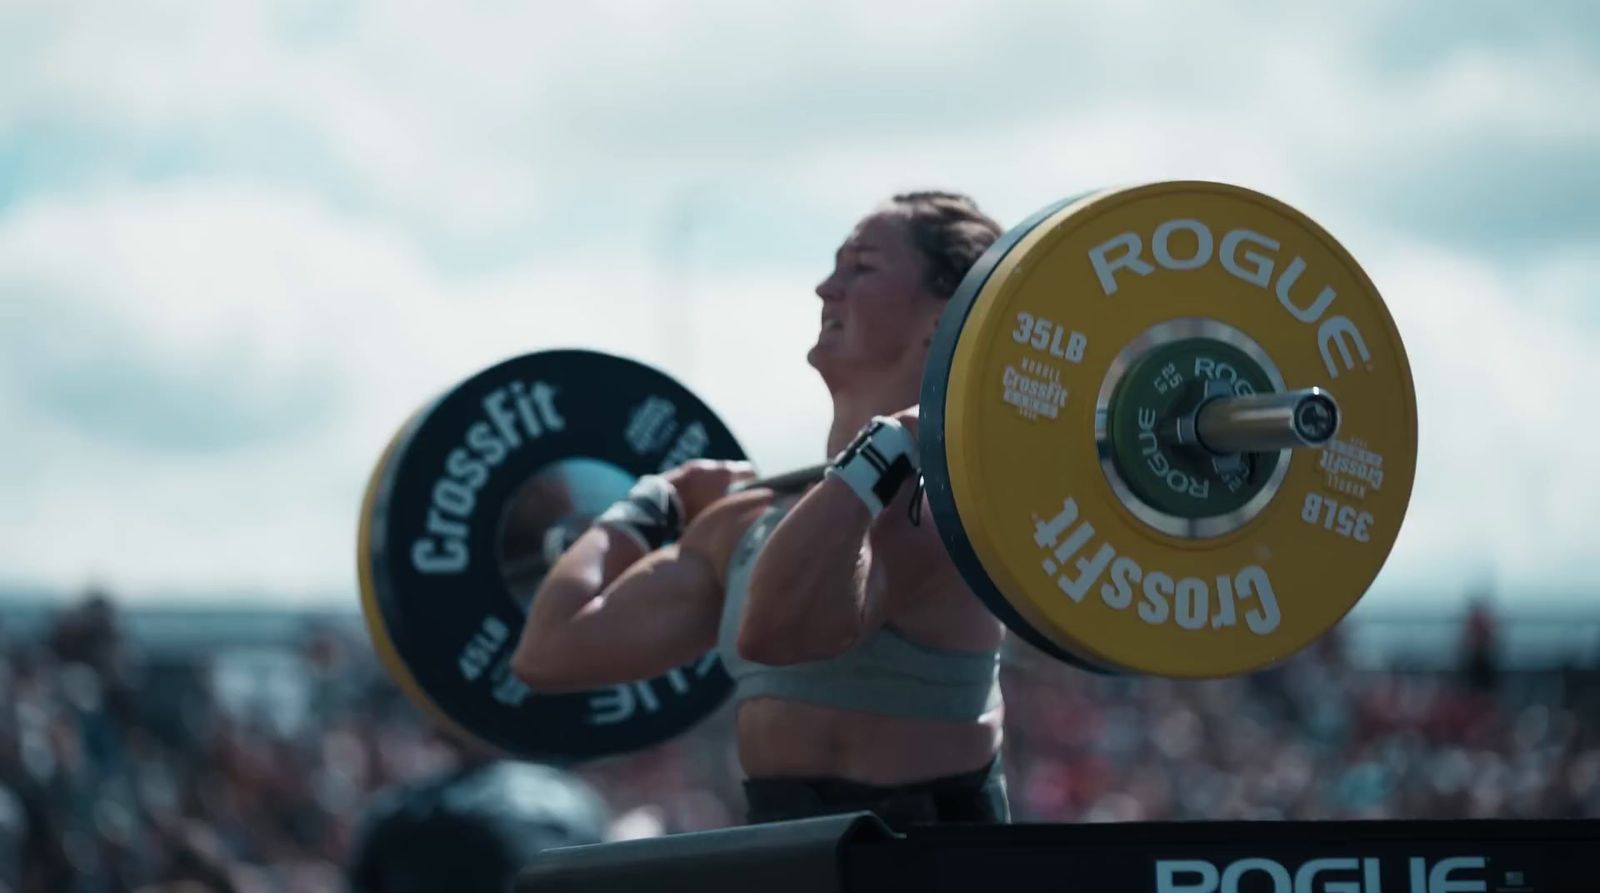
[1107,337,1281,520]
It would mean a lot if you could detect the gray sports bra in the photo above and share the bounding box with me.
[715,501,1001,722]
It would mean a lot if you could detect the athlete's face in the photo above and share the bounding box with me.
[808,211,944,390]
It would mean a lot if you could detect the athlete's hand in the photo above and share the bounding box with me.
[662,459,758,521]
[889,406,920,453]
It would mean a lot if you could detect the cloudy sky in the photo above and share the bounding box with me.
[2,0,1595,615]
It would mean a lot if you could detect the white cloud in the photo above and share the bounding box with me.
[6,1,1594,256]
[0,183,828,601]
[0,0,1596,610]
[1356,240,1600,609]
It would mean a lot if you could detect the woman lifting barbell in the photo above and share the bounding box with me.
[511,191,1012,830]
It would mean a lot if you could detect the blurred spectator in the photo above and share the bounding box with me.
[347,755,609,893]
[135,821,243,893]
[0,785,22,893]
[1462,597,1501,694]
[0,586,1598,891]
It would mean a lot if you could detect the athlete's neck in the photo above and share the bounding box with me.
[826,367,923,456]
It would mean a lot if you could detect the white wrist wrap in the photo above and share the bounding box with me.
[824,416,920,518]
[594,474,686,553]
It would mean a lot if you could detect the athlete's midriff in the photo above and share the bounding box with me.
[734,697,1002,785]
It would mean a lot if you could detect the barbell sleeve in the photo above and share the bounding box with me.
[733,388,1338,498]
[1194,387,1340,454]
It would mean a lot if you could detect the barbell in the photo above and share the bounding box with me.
[355,180,1417,763]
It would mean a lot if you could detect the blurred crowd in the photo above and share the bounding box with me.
[1,591,1597,892]
[1000,611,1600,824]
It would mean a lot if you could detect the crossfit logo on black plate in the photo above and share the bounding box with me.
[626,396,679,455]
[624,395,713,471]
[659,422,709,472]
[587,653,721,726]
[411,380,566,575]
[458,616,532,707]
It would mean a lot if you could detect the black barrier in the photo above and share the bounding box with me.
[517,815,1600,893]
[515,812,893,893]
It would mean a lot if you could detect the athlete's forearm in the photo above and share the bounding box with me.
[740,416,917,663]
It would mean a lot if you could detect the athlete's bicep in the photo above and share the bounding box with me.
[513,544,723,690]
[512,490,768,691]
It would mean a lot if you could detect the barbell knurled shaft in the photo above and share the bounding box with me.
[730,462,831,494]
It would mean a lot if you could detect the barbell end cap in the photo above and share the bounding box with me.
[1293,387,1340,447]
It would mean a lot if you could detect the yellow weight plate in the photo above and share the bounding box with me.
[936,181,1416,678]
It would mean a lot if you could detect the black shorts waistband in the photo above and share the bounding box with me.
[742,755,1009,831]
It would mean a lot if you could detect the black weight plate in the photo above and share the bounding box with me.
[358,349,744,763]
